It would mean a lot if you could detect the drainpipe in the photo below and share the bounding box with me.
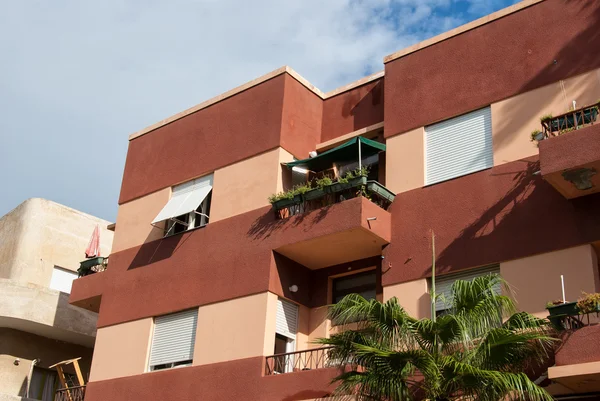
[24,359,40,398]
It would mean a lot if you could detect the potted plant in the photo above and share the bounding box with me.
[269,189,302,211]
[576,292,600,314]
[546,300,578,317]
[78,256,106,277]
[530,129,545,142]
[328,167,369,194]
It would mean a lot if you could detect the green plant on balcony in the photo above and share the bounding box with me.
[315,176,333,189]
[540,113,553,123]
[530,129,545,142]
[319,274,556,401]
[576,292,600,314]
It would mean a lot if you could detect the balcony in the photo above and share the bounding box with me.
[77,256,108,277]
[546,297,600,393]
[265,346,336,375]
[538,103,600,199]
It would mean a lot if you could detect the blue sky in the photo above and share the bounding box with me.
[0,0,517,221]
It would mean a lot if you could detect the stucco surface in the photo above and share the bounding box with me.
[384,0,600,138]
[540,123,600,176]
[111,188,170,253]
[84,356,340,401]
[321,79,384,142]
[0,279,97,346]
[384,127,424,194]
[491,67,600,167]
[383,279,430,319]
[501,245,599,318]
[0,328,93,397]
[383,156,600,286]
[193,293,272,366]
[0,198,113,286]
[89,318,152,382]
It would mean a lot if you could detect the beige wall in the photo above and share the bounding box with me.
[0,328,93,397]
[211,148,294,223]
[501,245,600,318]
[89,318,152,382]
[491,68,600,166]
[383,278,431,319]
[385,127,425,194]
[111,188,170,253]
[194,293,273,366]
[0,198,113,286]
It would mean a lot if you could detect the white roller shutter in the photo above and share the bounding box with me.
[276,299,298,339]
[434,266,500,312]
[149,309,198,368]
[152,174,213,225]
[425,107,493,185]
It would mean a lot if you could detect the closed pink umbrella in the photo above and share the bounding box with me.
[85,225,101,258]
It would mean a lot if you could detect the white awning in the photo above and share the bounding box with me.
[152,175,213,225]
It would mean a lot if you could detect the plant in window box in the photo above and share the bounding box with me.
[328,167,369,194]
[576,292,600,314]
[530,129,545,142]
[545,300,578,316]
[269,190,300,210]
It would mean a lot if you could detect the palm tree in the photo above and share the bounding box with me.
[318,274,556,401]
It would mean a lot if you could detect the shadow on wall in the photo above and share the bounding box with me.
[127,230,187,270]
[281,390,332,401]
[492,0,600,159]
[432,158,600,277]
[247,204,334,242]
[340,79,384,132]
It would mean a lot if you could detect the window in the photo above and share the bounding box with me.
[273,298,298,373]
[425,107,493,185]
[332,270,377,304]
[151,174,213,237]
[433,265,500,315]
[148,309,198,371]
[49,266,78,293]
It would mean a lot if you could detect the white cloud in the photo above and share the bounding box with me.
[0,0,510,220]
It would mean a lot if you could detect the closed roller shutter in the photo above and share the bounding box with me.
[434,266,500,312]
[426,107,493,185]
[276,299,298,339]
[149,309,198,368]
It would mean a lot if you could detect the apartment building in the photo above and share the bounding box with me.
[69,0,600,400]
[0,198,113,401]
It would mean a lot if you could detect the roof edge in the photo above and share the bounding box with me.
[383,0,545,64]
[129,66,386,141]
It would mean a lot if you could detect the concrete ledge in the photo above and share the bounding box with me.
[0,279,97,347]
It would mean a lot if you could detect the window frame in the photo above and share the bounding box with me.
[331,270,378,304]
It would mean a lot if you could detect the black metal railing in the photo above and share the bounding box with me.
[541,102,599,138]
[54,385,86,401]
[547,301,600,330]
[265,346,337,375]
[273,179,395,220]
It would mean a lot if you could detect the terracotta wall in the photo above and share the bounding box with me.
[83,356,339,401]
[501,245,600,318]
[384,0,600,138]
[119,75,287,204]
[89,318,152,382]
[491,68,600,166]
[280,74,323,160]
[193,293,273,366]
[383,156,600,286]
[321,79,384,142]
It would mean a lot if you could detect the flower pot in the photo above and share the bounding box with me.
[272,195,303,210]
[533,132,545,141]
[546,301,578,317]
[302,188,325,201]
[78,257,105,277]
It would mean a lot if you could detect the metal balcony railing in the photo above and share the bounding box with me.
[273,179,395,220]
[541,102,599,138]
[265,346,337,375]
[54,385,86,401]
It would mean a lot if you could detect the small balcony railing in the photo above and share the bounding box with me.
[272,178,395,220]
[546,300,600,330]
[541,102,599,138]
[265,346,337,375]
[54,385,86,401]
[77,256,108,277]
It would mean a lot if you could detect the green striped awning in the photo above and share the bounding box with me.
[285,137,385,172]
